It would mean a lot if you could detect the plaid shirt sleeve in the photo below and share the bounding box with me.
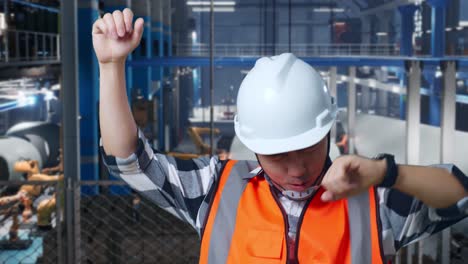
[377,164,468,257]
[100,129,225,234]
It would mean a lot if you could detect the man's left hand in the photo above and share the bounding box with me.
[320,155,386,202]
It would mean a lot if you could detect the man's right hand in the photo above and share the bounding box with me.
[92,8,144,65]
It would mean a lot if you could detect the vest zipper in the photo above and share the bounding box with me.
[269,185,290,263]
[294,157,332,262]
[293,191,317,262]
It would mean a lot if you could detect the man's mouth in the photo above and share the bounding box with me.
[288,182,309,192]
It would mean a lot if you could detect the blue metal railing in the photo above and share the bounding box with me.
[10,0,60,13]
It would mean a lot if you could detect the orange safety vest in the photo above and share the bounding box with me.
[200,160,385,264]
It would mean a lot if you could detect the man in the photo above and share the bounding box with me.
[93,9,468,263]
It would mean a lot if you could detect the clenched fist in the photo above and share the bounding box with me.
[92,8,144,64]
[320,155,387,202]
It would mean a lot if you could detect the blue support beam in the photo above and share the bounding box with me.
[428,0,447,57]
[398,5,418,56]
[128,56,468,68]
[128,56,411,67]
[398,4,418,120]
[78,0,100,195]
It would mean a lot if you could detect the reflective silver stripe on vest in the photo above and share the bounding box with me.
[348,191,372,264]
[207,160,258,264]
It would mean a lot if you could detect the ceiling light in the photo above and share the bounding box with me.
[459,21,468,27]
[187,1,236,6]
[313,7,344,13]
[192,7,235,12]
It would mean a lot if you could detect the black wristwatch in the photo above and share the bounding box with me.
[374,153,399,188]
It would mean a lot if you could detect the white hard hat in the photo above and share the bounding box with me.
[234,53,337,155]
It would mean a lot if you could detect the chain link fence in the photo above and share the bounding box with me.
[1,179,200,264]
[78,181,199,264]
[0,180,62,264]
[2,178,468,263]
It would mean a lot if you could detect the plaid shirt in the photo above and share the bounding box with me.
[101,129,468,258]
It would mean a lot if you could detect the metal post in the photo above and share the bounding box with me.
[378,67,389,116]
[57,35,60,60]
[288,0,291,53]
[61,0,80,263]
[347,66,356,154]
[174,70,180,144]
[440,61,456,173]
[405,60,421,264]
[34,32,38,59]
[55,181,63,263]
[262,0,266,55]
[42,32,46,57]
[209,0,214,155]
[15,31,19,59]
[25,32,29,60]
[4,0,9,62]
[272,0,276,55]
[49,35,53,59]
[328,66,337,142]
[406,60,421,165]
[440,60,456,264]
[418,240,424,264]
[146,0,152,99]
[258,1,262,55]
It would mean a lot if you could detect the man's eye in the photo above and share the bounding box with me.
[269,154,285,160]
[304,145,319,153]
[305,147,316,153]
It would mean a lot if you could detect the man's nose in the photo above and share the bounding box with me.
[287,153,306,178]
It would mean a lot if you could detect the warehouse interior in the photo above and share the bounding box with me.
[0,0,467,263]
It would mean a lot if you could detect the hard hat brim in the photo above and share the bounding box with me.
[234,118,335,155]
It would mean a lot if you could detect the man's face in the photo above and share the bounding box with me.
[257,136,328,192]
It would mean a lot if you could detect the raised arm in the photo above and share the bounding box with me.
[392,164,467,208]
[93,10,224,231]
[92,8,143,158]
[320,155,467,208]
